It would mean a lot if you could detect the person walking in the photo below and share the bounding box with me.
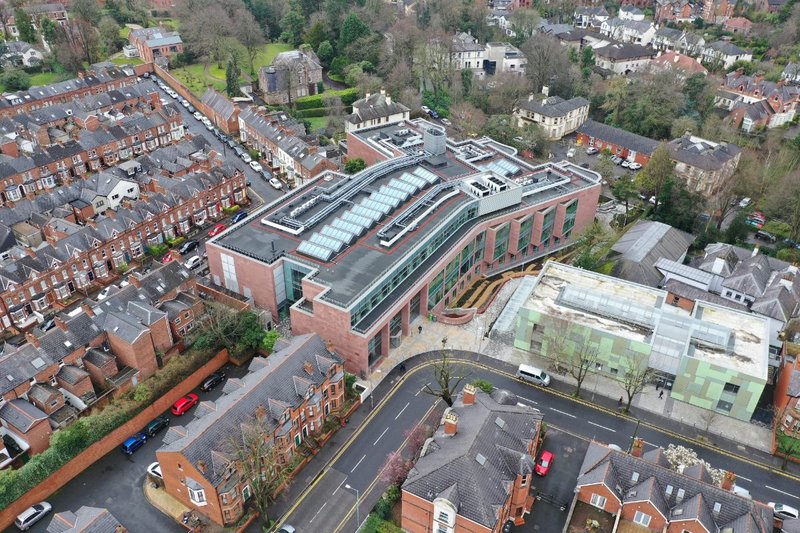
[659,390,664,399]
[418,325,423,335]
[617,396,623,407]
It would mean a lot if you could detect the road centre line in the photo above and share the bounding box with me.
[736,475,752,482]
[766,485,799,499]
[351,454,367,473]
[309,501,328,523]
[549,407,577,418]
[374,427,389,445]
[332,478,346,496]
[588,421,616,433]
[395,402,410,420]
[519,396,538,405]
[416,383,430,397]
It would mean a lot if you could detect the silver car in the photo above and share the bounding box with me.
[15,501,52,531]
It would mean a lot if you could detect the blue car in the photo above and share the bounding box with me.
[231,211,248,223]
[121,433,147,455]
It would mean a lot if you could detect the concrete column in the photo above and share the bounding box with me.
[419,286,429,318]
[401,302,410,335]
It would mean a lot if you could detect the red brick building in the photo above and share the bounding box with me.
[402,385,542,533]
[576,119,659,166]
[574,440,773,532]
[128,27,184,64]
[2,3,69,41]
[156,334,345,526]
[207,119,602,376]
[200,89,239,136]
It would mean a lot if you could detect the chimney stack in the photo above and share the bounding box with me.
[196,460,206,474]
[81,303,95,317]
[443,410,459,436]
[325,340,335,353]
[129,275,142,289]
[630,437,644,457]
[54,316,68,332]
[25,331,41,348]
[721,470,736,491]
[303,361,314,375]
[462,383,477,405]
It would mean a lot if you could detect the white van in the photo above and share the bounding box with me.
[516,364,551,386]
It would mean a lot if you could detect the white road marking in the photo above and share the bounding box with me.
[736,475,752,482]
[766,485,799,500]
[643,440,658,447]
[588,421,616,433]
[549,407,577,418]
[374,427,389,445]
[350,454,366,473]
[309,501,328,523]
[415,383,430,397]
[519,396,538,405]
[395,402,410,420]
[332,478,346,496]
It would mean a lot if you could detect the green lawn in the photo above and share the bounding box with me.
[110,56,144,66]
[153,17,179,31]
[29,71,63,86]
[251,43,293,72]
[305,117,328,132]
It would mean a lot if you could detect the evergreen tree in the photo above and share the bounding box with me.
[14,9,36,44]
[225,55,241,97]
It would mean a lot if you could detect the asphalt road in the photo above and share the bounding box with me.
[17,362,249,533]
[275,357,800,533]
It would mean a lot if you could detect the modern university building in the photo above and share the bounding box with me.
[206,119,602,375]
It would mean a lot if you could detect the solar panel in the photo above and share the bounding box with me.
[297,241,334,262]
[342,211,374,230]
[331,218,365,236]
[413,167,439,184]
[320,225,356,244]
[309,232,345,253]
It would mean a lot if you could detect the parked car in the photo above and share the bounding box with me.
[441,118,452,126]
[260,169,272,181]
[535,450,554,476]
[621,160,631,168]
[769,503,799,521]
[649,196,657,205]
[145,416,169,437]
[420,105,431,114]
[180,99,190,108]
[628,162,642,171]
[241,152,252,163]
[121,432,147,455]
[233,145,246,156]
[586,146,599,155]
[231,211,248,223]
[277,525,296,533]
[430,109,440,119]
[171,393,199,415]
[250,161,263,172]
[611,155,623,164]
[187,105,196,114]
[184,255,202,270]
[161,250,176,263]
[566,148,576,158]
[226,138,236,148]
[200,371,226,392]
[147,462,163,480]
[193,111,203,120]
[208,223,227,237]
[269,177,283,190]
[178,239,199,255]
[14,502,52,531]
[39,318,56,332]
[204,121,214,131]
[97,286,113,300]
[739,197,752,209]
[755,230,777,243]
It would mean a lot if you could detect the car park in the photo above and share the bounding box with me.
[208,223,227,237]
[231,211,248,223]
[184,255,202,269]
[14,502,52,531]
[769,503,799,521]
[171,393,199,415]
[193,111,203,120]
[200,371,226,392]
[269,177,283,190]
[535,450,554,476]
[121,432,147,455]
[586,146,599,155]
[178,239,199,254]
[147,462,163,480]
[145,416,169,437]
[241,153,252,163]
[250,161,263,172]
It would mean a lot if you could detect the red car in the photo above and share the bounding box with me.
[171,393,199,415]
[208,223,227,237]
[161,251,175,263]
[535,450,554,476]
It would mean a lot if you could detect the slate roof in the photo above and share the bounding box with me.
[0,398,47,431]
[347,92,410,125]
[402,389,542,529]
[705,40,747,56]
[667,134,741,171]
[28,382,61,404]
[577,119,659,154]
[201,89,237,121]
[516,95,589,118]
[577,441,773,533]
[594,42,654,60]
[451,32,485,53]
[610,220,695,287]
[158,291,198,320]
[662,279,749,310]
[47,506,123,533]
[158,334,343,488]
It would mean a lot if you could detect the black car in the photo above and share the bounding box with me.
[145,416,169,437]
[187,105,196,114]
[200,371,226,392]
[260,169,272,181]
[226,138,236,148]
[233,145,246,157]
[178,239,199,254]
[39,318,56,332]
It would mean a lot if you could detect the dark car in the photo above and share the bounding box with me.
[260,169,272,181]
[145,416,169,437]
[233,145,246,157]
[39,318,56,332]
[200,371,226,392]
[121,432,147,455]
[231,211,248,223]
[226,138,236,148]
[178,239,199,255]
[187,105,196,114]
[430,109,440,119]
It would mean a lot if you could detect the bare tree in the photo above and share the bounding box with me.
[449,101,487,136]
[225,412,289,525]
[322,93,345,132]
[423,350,467,407]
[542,316,599,398]
[237,10,265,76]
[619,351,654,414]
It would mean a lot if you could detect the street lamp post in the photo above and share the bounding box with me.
[345,484,361,529]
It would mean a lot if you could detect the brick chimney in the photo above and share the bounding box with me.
[721,470,736,491]
[325,340,335,353]
[129,275,142,289]
[196,460,207,474]
[630,437,644,457]
[0,137,18,157]
[54,316,68,332]
[25,331,40,348]
[81,303,95,317]
[462,383,477,406]
[443,410,459,436]
[303,361,314,375]
[255,404,267,420]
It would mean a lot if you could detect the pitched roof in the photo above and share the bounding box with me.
[594,42,654,60]
[650,52,708,76]
[402,389,542,529]
[347,92,410,125]
[705,40,747,56]
[610,220,695,287]
[0,398,47,431]
[516,95,590,118]
[577,119,660,154]
[667,134,741,171]
[47,506,123,533]
[201,89,238,121]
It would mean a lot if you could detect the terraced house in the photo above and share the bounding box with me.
[207,119,601,375]
[156,334,345,526]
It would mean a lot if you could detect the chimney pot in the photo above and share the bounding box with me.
[54,316,67,332]
[443,410,459,436]
[462,383,477,405]
[721,470,736,490]
[129,275,142,289]
[81,303,95,317]
[303,361,314,375]
[25,331,40,348]
[631,437,644,457]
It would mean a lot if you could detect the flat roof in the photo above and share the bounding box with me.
[213,120,600,312]
[524,262,769,378]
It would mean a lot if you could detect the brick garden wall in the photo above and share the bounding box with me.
[0,349,230,530]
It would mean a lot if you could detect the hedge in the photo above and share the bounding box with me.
[294,88,359,110]
[295,107,332,118]
[0,347,220,509]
